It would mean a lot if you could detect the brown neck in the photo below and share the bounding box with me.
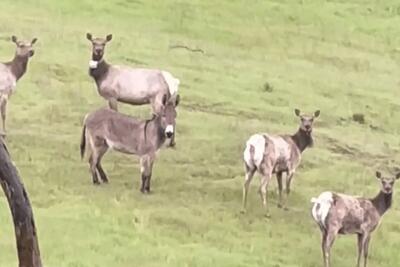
[291,128,313,152]
[371,191,392,216]
[6,54,30,80]
[88,58,110,87]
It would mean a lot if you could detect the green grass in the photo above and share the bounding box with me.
[0,0,400,266]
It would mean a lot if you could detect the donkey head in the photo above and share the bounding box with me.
[86,33,112,61]
[376,171,400,194]
[11,36,37,58]
[295,109,320,134]
[160,94,180,138]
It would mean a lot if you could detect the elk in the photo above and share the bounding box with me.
[0,36,37,135]
[311,171,400,267]
[80,94,179,193]
[242,109,320,216]
[86,33,180,146]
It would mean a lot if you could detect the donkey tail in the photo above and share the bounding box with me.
[80,124,86,160]
[161,71,180,97]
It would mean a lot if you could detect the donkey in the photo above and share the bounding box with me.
[242,109,320,216]
[86,33,180,146]
[311,171,400,267]
[0,36,37,135]
[80,94,179,193]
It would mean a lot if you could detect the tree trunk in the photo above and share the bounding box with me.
[0,139,42,267]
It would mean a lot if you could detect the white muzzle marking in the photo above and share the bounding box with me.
[165,125,174,135]
[89,60,98,69]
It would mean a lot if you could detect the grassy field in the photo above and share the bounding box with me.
[0,0,400,266]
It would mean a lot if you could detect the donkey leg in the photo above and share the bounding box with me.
[139,156,154,193]
[96,146,109,183]
[88,154,100,185]
[242,164,256,212]
[259,169,272,217]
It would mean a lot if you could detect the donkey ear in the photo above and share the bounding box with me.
[86,33,93,41]
[376,171,382,179]
[162,94,167,106]
[106,34,113,42]
[175,94,180,107]
[314,110,320,118]
[294,109,301,117]
[31,38,38,45]
[396,172,400,180]
[11,35,18,43]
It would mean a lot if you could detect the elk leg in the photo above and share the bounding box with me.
[259,170,272,217]
[363,235,371,267]
[323,229,338,267]
[285,171,295,195]
[357,234,363,267]
[0,96,8,135]
[242,164,256,212]
[276,172,284,208]
[108,98,118,111]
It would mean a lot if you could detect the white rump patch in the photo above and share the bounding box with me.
[161,71,180,96]
[89,60,99,69]
[243,134,265,169]
[311,191,334,229]
[165,124,174,134]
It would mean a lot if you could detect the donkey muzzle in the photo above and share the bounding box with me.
[165,125,174,138]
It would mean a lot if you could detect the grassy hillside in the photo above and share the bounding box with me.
[0,0,400,266]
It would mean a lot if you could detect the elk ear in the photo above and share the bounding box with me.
[396,173,400,180]
[11,35,17,43]
[162,94,167,106]
[106,34,113,42]
[175,94,180,107]
[376,171,382,179]
[31,38,38,45]
[314,110,320,118]
[86,33,93,41]
[294,109,301,117]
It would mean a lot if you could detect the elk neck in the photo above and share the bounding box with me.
[89,55,110,86]
[6,54,30,81]
[291,128,313,153]
[371,190,392,216]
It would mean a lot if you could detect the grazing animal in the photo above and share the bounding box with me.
[80,94,179,193]
[311,171,400,267]
[0,36,37,135]
[242,109,320,216]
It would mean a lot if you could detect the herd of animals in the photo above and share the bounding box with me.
[0,34,398,267]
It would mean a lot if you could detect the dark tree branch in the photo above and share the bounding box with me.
[0,138,42,267]
[169,44,205,54]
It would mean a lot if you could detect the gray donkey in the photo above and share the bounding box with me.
[311,171,400,267]
[0,36,37,135]
[242,109,320,216]
[80,94,179,193]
